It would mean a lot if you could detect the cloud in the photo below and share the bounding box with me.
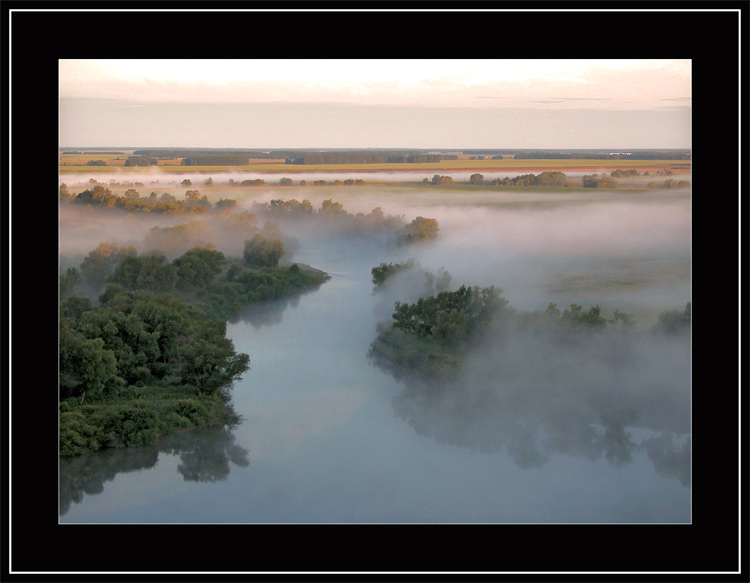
[59,59,691,111]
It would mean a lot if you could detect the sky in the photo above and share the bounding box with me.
[58,59,691,150]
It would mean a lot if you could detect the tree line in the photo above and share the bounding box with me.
[512,151,691,160]
[181,155,250,166]
[285,151,458,165]
[60,183,220,214]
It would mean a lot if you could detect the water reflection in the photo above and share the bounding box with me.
[230,293,301,328]
[60,426,249,516]
[390,381,690,486]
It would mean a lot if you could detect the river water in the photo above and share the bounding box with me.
[59,185,691,524]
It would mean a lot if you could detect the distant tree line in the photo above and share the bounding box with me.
[61,183,214,214]
[582,174,619,188]
[63,150,125,155]
[182,155,249,166]
[512,151,691,160]
[251,197,440,248]
[125,155,158,166]
[285,151,458,165]
[133,149,275,159]
[647,178,691,189]
[492,171,570,187]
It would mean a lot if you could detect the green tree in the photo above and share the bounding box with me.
[243,234,284,267]
[178,320,250,396]
[371,260,416,288]
[173,247,226,290]
[469,173,484,185]
[59,318,124,403]
[397,216,439,246]
[80,243,138,289]
[59,267,82,299]
[109,253,179,293]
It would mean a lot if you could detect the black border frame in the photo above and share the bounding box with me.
[3,2,746,580]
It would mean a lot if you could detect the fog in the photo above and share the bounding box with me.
[59,172,691,523]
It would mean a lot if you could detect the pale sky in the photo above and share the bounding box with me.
[59,59,691,150]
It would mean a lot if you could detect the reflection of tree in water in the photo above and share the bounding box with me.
[60,446,159,516]
[641,432,691,487]
[60,426,249,516]
[230,293,302,329]
[160,426,249,482]
[390,366,690,486]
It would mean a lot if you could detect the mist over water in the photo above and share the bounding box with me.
[59,172,691,523]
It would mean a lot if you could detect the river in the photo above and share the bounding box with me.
[59,184,691,524]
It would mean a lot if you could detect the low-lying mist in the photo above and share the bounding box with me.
[368,259,690,485]
[58,173,693,522]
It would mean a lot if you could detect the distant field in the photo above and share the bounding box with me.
[59,154,692,176]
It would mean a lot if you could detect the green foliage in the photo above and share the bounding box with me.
[177,320,251,396]
[109,253,179,293]
[173,247,226,290]
[371,260,416,287]
[492,171,570,187]
[80,242,137,289]
[369,285,508,381]
[62,287,250,398]
[243,234,284,267]
[59,287,251,456]
[59,317,125,402]
[371,280,692,387]
[75,243,328,321]
[371,260,452,298]
[59,295,92,319]
[59,267,83,299]
[59,394,237,457]
[391,285,507,346]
